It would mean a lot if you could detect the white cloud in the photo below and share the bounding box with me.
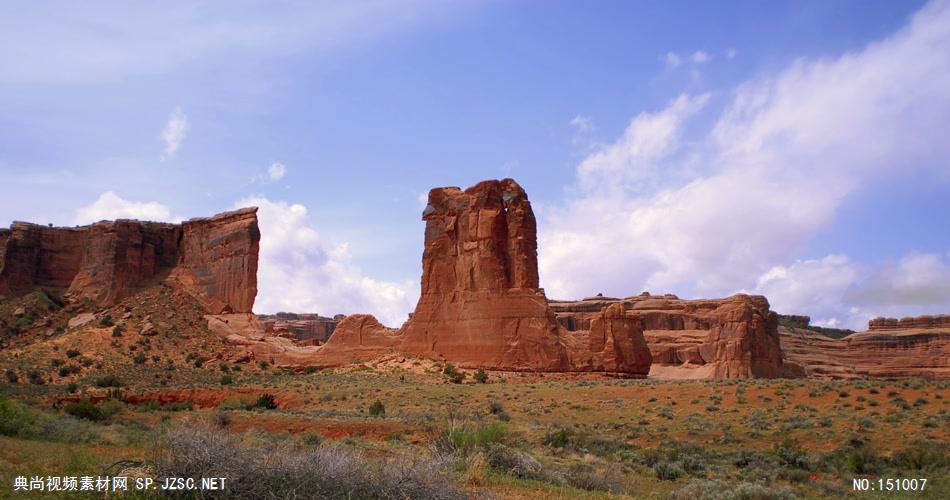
[691,50,711,63]
[540,0,950,327]
[664,52,682,68]
[239,196,417,326]
[576,93,709,191]
[160,107,187,160]
[74,191,175,224]
[267,162,287,181]
[570,114,595,133]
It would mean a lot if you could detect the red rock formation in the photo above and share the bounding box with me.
[781,315,950,380]
[0,208,259,314]
[550,293,784,379]
[296,179,652,374]
[259,313,339,345]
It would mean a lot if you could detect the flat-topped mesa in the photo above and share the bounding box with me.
[868,315,950,331]
[307,179,652,374]
[550,292,784,379]
[0,208,259,314]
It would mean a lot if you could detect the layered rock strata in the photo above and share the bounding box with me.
[781,315,950,379]
[550,293,784,379]
[0,208,259,314]
[258,313,341,345]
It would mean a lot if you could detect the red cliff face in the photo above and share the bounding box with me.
[0,208,259,314]
[306,179,653,374]
[550,293,784,379]
[781,315,950,380]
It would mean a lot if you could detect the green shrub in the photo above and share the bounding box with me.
[253,393,278,410]
[28,370,45,385]
[4,369,17,383]
[98,315,114,327]
[93,374,123,388]
[368,399,385,416]
[654,461,684,481]
[50,358,65,367]
[65,349,81,358]
[448,422,507,452]
[112,325,124,337]
[220,375,234,385]
[542,427,573,448]
[58,364,81,377]
[474,369,488,383]
[66,382,78,393]
[64,400,105,422]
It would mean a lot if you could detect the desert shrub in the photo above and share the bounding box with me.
[133,352,147,364]
[775,438,812,470]
[566,463,626,493]
[671,478,799,500]
[473,369,488,383]
[50,358,65,367]
[58,364,81,377]
[154,424,463,499]
[64,400,105,422]
[98,315,114,327]
[5,369,17,383]
[98,399,125,419]
[93,374,123,387]
[258,360,269,370]
[442,363,465,384]
[253,393,278,410]
[164,401,194,412]
[485,444,546,480]
[28,370,45,385]
[890,441,949,470]
[488,401,510,421]
[542,427,574,449]
[0,396,34,436]
[65,349,81,358]
[654,460,684,481]
[368,399,385,417]
[220,375,234,386]
[193,357,205,368]
[112,325,124,337]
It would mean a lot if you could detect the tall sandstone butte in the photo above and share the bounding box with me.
[306,179,653,374]
[0,208,259,314]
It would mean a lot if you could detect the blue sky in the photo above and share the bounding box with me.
[1,0,948,329]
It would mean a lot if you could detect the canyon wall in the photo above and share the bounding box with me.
[781,315,950,379]
[550,293,784,379]
[0,208,259,314]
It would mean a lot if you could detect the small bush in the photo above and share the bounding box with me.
[566,463,626,493]
[4,370,17,383]
[64,400,105,422]
[65,349,81,358]
[368,399,385,416]
[542,428,573,449]
[66,382,78,393]
[448,422,507,452]
[220,375,234,386]
[112,325,124,337]
[253,393,278,410]
[93,374,123,388]
[133,352,147,364]
[50,358,65,367]
[654,461,684,481]
[474,369,488,383]
[58,364,81,377]
[98,315,114,327]
[28,370,45,385]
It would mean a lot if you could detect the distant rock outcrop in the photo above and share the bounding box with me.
[781,315,950,379]
[0,208,259,314]
[550,293,784,379]
[296,179,653,374]
[258,313,339,345]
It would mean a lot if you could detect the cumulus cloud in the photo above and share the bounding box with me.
[240,196,417,326]
[691,50,711,63]
[540,0,950,327]
[74,191,176,224]
[267,162,287,181]
[160,107,187,160]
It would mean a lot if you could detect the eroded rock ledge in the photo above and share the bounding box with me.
[0,208,259,314]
